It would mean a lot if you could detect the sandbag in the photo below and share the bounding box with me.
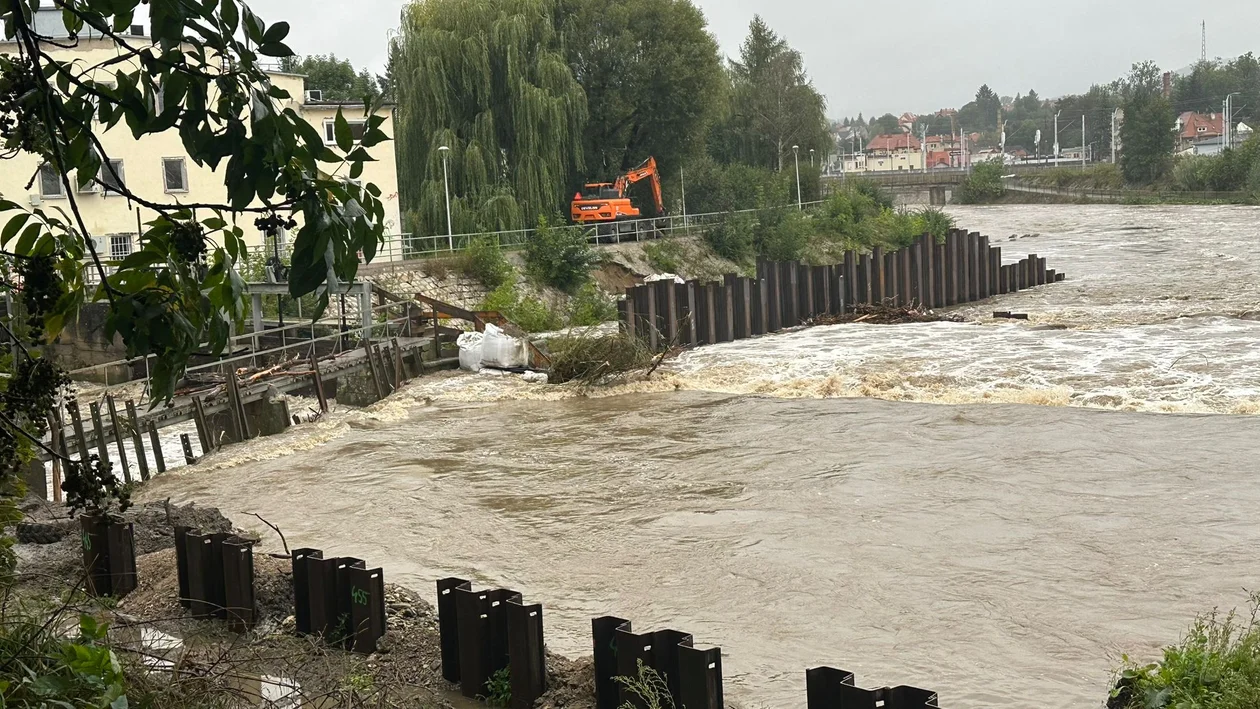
[457,332,484,373]
[480,324,529,369]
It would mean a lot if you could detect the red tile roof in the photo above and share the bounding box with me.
[1179,112,1223,140]
[866,134,921,152]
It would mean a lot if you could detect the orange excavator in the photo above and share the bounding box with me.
[570,157,665,224]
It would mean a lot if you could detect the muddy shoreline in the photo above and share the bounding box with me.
[14,499,595,709]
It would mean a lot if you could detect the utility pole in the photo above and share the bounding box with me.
[1053,111,1061,164]
[792,145,802,209]
[438,145,453,241]
[1082,114,1087,169]
[921,126,928,171]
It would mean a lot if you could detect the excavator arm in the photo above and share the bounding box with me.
[614,157,665,216]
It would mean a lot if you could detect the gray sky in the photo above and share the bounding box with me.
[246,0,1260,119]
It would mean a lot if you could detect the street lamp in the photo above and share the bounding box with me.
[1225,92,1241,150]
[810,148,816,167]
[438,146,453,241]
[792,145,802,209]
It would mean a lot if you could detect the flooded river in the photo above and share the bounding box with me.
[144,205,1260,708]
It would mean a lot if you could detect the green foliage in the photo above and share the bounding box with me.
[480,667,512,708]
[0,612,129,707]
[0,0,389,404]
[1023,164,1125,190]
[278,54,386,103]
[643,239,685,273]
[393,0,587,238]
[1172,53,1260,128]
[454,238,513,289]
[1121,61,1176,185]
[1114,593,1260,709]
[712,16,830,170]
[754,208,810,262]
[548,332,654,386]
[481,283,563,333]
[568,282,618,326]
[703,213,758,264]
[524,217,597,293]
[677,157,800,214]
[614,659,675,709]
[560,0,723,182]
[956,162,1008,204]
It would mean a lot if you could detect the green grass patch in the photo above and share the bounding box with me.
[1113,592,1260,709]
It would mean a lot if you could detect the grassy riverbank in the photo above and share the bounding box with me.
[1111,594,1260,709]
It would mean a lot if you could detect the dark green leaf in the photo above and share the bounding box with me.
[1,213,31,246]
[261,21,290,44]
[334,109,352,152]
[14,222,44,256]
[257,42,292,58]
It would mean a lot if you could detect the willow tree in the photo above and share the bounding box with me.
[393,0,587,239]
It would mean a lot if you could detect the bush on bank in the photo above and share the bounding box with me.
[701,181,956,266]
[1112,593,1260,709]
[955,161,1008,204]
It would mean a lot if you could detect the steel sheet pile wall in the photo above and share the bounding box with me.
[618,229,1067,349]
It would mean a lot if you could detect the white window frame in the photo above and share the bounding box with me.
[99,159,125,194]
[162,157,188,193]
[109,234,133,261]
[323,118,367,145]
[39,163,65,198]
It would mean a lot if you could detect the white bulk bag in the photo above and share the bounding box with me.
[480,324,529,369]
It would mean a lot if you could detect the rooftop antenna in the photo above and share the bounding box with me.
[1201,20,1207,63]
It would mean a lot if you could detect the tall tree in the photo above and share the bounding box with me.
[1120,61,1175,184]
[392,0,587,236]
[279,54,382,103]
[560,0,723,186]
[722,16,828,170]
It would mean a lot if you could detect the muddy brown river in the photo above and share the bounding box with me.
[142,205,1260,708]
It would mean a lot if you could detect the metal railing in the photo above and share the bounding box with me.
[244,202,827,266]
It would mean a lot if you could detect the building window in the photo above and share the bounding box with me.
[39,164,64,198]
[323,119,367,145]
[99,159,125,193]
[109,234,132,261]
[162,157,188,192]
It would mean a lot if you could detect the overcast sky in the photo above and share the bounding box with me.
[246,0,1260,119]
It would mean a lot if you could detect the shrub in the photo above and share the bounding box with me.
[568,282,618,326]
[481,283,562,333]
[911,207,956,242]
[643,239,685,274]
[547,332,654,386]
[956,161,1007,204]
[453,237,512,289]
[850,179,895,210]
[1171,156,1214,192]
[754,208,811,262]
[525,215,597,293]
[703,212,757,264]
[1114,593,1260,709]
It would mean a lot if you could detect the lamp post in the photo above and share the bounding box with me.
[793,144,802,209]
[438,145,453,243]
[1225,92,1240,150]
[810,148,816,167]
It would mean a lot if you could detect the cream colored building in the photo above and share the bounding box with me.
[0,13,401,266]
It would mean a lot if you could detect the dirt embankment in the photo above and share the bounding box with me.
[14,501,596,709]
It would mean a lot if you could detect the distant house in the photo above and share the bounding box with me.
[1176,112,1224,152]
[923,134,957,152]
[865,134,922,172]
[925,150,953,169]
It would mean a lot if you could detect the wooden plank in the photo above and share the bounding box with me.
[89,402,110,467]
[645,281,659,351]
[50,410,67,502]
[181,434,196,465]
[884,251,899,307]
[705,282,718,343]
[665,281,679,344]
[125,400,149,482]
[363,340,386,399]
[921,234,936,309]
[899,247,913,307]
[978,236,991,298]
[192,396,212,452]
[147,421,166,474]
[392,337,407,383]
[309,357,329,413]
